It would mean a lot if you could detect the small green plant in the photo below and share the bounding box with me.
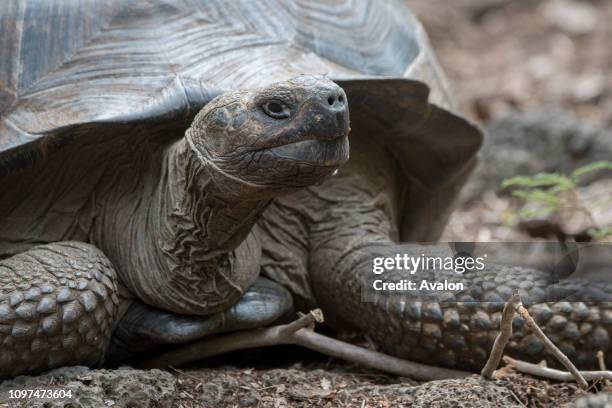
[501,160,612,241]
[587,226,612,241]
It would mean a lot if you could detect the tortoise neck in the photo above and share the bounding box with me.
[122,138,269,315]
[161,138,272,257]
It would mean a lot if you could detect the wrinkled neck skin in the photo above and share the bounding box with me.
[113,138,271,315]
[167,137,271,259]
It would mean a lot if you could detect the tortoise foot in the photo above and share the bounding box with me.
[107,277,294,365]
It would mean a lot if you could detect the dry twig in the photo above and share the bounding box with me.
[140,308,470,381]
[597,350,611,388]
[504,357,612,382]
[514,301,588,389]
[481,293,519,379]
[481,292,594,389]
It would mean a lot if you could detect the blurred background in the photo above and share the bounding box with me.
[408,0,611,126]
[405,0,612,243]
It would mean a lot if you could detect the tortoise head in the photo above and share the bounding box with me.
[186,76,350,191]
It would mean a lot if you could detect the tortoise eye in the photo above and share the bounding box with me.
[262,100,291,119]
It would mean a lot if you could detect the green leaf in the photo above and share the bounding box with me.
[500,161,612,230]
[511,189,561,207]
[571,161,612,183]
[502,172,574,190]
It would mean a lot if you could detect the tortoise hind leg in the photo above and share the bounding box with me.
[107,276,293,365]
[0,242,119,380]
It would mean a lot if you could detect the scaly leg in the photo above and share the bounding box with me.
[0,242,119,379]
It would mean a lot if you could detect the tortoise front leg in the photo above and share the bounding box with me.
[0,242,119,380]
[107,277,294,365]
[307,193,612,371]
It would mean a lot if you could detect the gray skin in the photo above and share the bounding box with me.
[1,75,612,380]
[0,76,349,378]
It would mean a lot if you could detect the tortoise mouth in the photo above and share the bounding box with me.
[215,135,349,189]
[261,134,350,167]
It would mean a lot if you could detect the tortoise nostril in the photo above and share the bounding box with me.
[327,92,345,108]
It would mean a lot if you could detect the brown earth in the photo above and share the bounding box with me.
[408,0,612,128]
[0,363,596,407]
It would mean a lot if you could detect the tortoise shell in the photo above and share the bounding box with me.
[0,0,482,240]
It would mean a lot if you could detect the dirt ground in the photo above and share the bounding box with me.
[408,0,612,128]
[0,360,596,407]
[172,363,592,408]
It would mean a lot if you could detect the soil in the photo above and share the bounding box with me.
[0,362,595,408]
[407,0,612,128]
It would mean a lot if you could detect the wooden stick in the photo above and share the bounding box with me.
[481,291,593,390]
[597,350,611,387]
[481,293,518,379]
[140,309,470,381]
[514,302,589,389]
[504,357,612,382]
[597,351,607,371]
[278,309,323,335]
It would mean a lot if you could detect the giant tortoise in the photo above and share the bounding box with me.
[1,0,611,380]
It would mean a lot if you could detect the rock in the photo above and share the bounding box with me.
[573,392,612,408]
[463,110,612,202]
[542,0,597,35]
[410,378,521,407]
[239,391,260,407]
[340,378,521,407]
[200,382,225,406]
[563,179,612,236]
[0,366,176,408]
[571,74,607,103]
